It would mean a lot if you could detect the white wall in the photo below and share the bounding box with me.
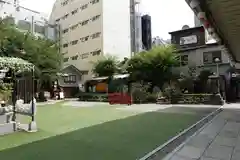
[0,0,58,40]
[0,0,47,25]
[102,0,131,60]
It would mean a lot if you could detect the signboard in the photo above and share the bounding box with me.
[180,35,197,45]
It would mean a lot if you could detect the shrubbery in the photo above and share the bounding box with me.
[78,93,108,102]
[161,94,223,105]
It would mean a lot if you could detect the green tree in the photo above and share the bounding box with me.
[117,57,129,74]
[127,45,178,90]
[92,56,118,77]
[0,18,62,91]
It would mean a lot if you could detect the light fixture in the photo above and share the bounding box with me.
[190,0,199,9]
[197,12,206,20]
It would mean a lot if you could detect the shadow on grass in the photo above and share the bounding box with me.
[0,112,201,160]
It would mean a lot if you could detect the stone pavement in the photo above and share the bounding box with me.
[163,106,240,160]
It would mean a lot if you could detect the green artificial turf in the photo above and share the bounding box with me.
[0,102,201,160]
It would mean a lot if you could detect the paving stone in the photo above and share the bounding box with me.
[203,145,233,160]
[231,149,240,160]
[222,122,240,132]
[223,112,240,122]
[199,128,221,140]
[200,157,220,160]
[169,154,194,160]
[163,109,239,160]
[220,111,236,120]
[234,140,240,150]
[218,129,239,138]
[176,145,204,159]
[211,136,237,147]
[187,134,212,149]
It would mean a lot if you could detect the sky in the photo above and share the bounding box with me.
[20,0,194,39]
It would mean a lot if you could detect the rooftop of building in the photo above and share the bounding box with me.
[169,26,204,35]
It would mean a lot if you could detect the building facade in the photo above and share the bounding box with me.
[130,0,142,54]
[141,14,152,50]
[49,0,134,92]
[169,26,231,76]
[0,0,59,40]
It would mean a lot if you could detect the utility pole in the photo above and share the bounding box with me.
[130,0,136,56]
[31,15,34,34]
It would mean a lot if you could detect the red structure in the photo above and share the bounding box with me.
[108,93,132,105]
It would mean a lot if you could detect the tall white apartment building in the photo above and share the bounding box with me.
[0,0,58,40]
[49,0,132,73]
[130,0,142,54]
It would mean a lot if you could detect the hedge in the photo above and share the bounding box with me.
[168,94,223,105]
[78,93,108,102]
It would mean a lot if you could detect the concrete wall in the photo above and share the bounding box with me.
[173,45,231,75]
[170,27,205,50]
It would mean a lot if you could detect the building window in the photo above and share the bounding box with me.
[90,0,99,4]
[80,36,89,42]
[92,15,100,21]
[62,28,69,34]
[64,75,77,83]
[180,35,198,45]
[92,50,101,56]
[81,20,89,26]
[81,53,89,59]
[62,0,69,6]
[71,40,78,45]
[71,9,78,15]
[71,55,78,60]
[177,55,188,66]
[70,24,78,30]
[62,14,69,20]
[63,43,68,48]
[91,32,101,39]
[56,18,60,23]
[80,4,88,10]
[64,57,69,62]
[203,51,222,64]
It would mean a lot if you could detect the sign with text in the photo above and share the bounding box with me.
[180,35,197,45]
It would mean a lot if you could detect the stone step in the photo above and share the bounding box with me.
[0,123,14,136]
[0,114,8,123]
[0,113,12,123]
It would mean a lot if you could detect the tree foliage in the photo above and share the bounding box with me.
[92,56,119,77]
[0,18,62,90]
[126,45,178,89]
